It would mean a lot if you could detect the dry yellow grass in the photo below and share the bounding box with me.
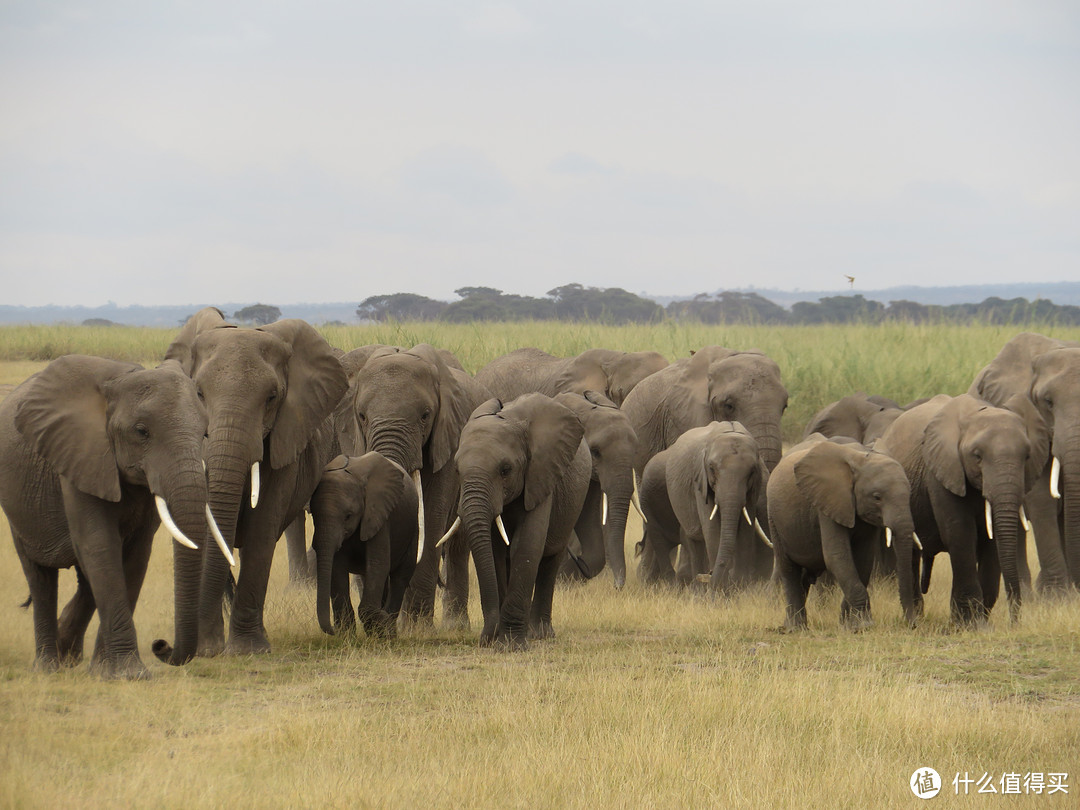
[1,328,1079,809]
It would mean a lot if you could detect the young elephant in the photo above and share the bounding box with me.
[309,453,419,638]
[768,436,920,630]
[0,356,211,678]
[877,393,1048,623]
[637,421,772,591]
[443,394,591,650]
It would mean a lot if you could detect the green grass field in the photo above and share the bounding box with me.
[1,323,1079,808]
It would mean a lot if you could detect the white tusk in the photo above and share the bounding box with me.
[156,495,198,550]
[205,504,237,567]
[436,516,460,549]
[985,500,994,540]
[412,470,425,563]
[742,506,751,525]
[710,503,718,521]
[632,470,647,523]
[495,514,510,545]
[1050,456,1061,499]
[886,527,892,548]
[913,531,923,550]
[1020,505,1031,532]
[250,462,260,509]
[754,518,772,548]
[602,491,608,526]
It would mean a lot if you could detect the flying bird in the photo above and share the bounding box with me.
[845,275,855,288]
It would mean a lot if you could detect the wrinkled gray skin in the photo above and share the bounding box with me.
[309,453,418,638]
[637,422,772,592]
[768,436,920,630]
[970,332,1080,594]
[622,347,788,475]
[152,308,348,664]
[454,394,591,650]
[0,357,208,678]
[341,344,490,628]
[476,347,669,407]
[802,392,905,445]
[553,391,638,588]
[878,393,1048,623]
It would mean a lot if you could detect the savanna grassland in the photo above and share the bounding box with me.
[1,322,1079,809]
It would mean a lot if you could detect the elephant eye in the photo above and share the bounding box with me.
[1044,397,1053,410]
[196,388,205,401]
[499,462,513,477]
[591,447,601,459]
[972,448,982,461]
[134,424,150,439]
[266,392,278,406]
[357,412,367,424]
[421,408,432,423]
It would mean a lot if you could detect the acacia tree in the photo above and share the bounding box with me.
[233,304,282,325]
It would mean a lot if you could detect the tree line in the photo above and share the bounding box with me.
[355,286,1080,326]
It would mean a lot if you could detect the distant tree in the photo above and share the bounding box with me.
[356,294,446,322]
[668,291,788,324]
[547,284,662,323]
[233,304,282,325]
[792,295,884,324]
[81,318,118,327]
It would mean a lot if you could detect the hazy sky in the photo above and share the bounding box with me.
[2,1,1078,307]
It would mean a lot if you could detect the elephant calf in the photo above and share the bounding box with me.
[309,453,419,638]
[768,435,920,631]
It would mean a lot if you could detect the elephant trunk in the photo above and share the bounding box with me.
[313,532,337,635]
[710,490,745,591]
[366,420,423,477]
[985,469,1025,621]
[598,465,633,589]
[742,416,783,472]
[459,479,501,635]
[884,511,918,627]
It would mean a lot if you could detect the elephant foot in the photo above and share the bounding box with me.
[843,611,873,632]
[441,610,471,632]
[360,609,395,640]
[528,620,556,641]
[489,627,529,652]
[611,572,626,590]
[1035,573,1074,599]
[56,637,84,667]
[782,611,808,633]
[94,653,151,681]
[33,653,61,674]
[224,634,272,656]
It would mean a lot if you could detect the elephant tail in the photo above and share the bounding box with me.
[20,594,31,609]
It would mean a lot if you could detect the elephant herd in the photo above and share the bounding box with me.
[1,312,1079,678]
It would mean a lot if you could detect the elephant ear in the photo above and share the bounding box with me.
[1001,393,1051,490]
[347,453,406,543]
[922,399,966,497]
[582,389,618,409]
[409,344,473,474]
[164,307,230,374]
[14,355,143,502]
[260,319,349,469]
[518,396,585,511]
[794,442,857,528]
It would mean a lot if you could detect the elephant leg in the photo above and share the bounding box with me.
[401,470,456,625]
[978,537,1001,614]
[638,521,678,586]
[57,566,95,665]
[776,551,809,631]
[682,536,708,588]
[560,487,605,581]
[1025,485,1070,595]
[225,533,274,655]
[821,527,871,631]
[441,540,471,631]
[284,514,315,586]
[15,539,60,671]
[330,559,356,633]
[528,553,561,640]
[674,543,696,587]
[947,539,986,625]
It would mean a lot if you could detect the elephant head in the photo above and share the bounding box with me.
[454,394,585,645]
[553,391,638,587]
[1030,346,1080,586]
[793,439,919,625]
[12,356,210,670]
[155,307,348,663]
[310,453,409,635]
[551,349,669,406]
[923,394,1049,617]
[802,392,904,445]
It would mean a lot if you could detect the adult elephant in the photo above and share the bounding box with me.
[877,393,1048,623]
[309,453,418,638]
[637,421,772,592]
[153,308,348,663]
[801,392,905,445]
[553,391,638,588]
[341,343,490,627]
[442,394,591,649]
[768,435,920,630]
[0,357,212,678]
[621,346,788,475]
[970,332,1080,593]
[476,347,668,407]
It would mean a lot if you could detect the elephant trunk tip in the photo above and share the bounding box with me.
[151,638,191,666]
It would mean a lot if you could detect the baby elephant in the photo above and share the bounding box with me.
[768,436,920,630]
[637,421,772,591]
[309,453,418,638]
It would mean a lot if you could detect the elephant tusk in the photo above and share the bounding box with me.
[250,462,260,509]
[206,504,237,567]
[155,496,198,550]
[710,503,718,521]
[1050,456,1061,499]
[495,514,510,545]
[436,516,460,549]
[412,470,425,563]
[754,518,772,549]
[913,531,923,550]
[985,500,993,540]
[886,527,892,548]
[632,470,647,523]
[742,506,751,525]
[602,491,608,526]
[1020,505,1031,532]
